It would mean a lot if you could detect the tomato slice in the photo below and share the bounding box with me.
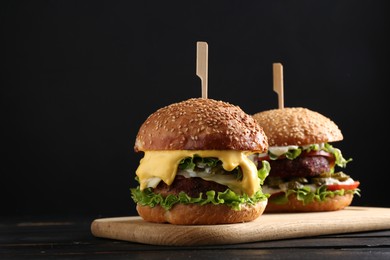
[258,155,270,161]
[326,181,360,191]
[269,191,285,197]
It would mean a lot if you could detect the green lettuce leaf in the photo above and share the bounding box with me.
[285,148,302,159]
[322,143,352,168]
[270,185,360,205]
[130,187,269,211]
[179,156,220,170]
[258,160,270,185]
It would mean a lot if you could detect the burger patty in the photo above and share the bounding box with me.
[153,175,227,198]
[268,156,330,178]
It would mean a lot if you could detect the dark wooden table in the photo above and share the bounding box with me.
[1,216,390,259]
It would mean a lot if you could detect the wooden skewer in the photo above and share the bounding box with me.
[273,63,284,109]
[196,41,208,99]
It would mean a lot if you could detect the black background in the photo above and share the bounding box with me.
[1,1,389,218]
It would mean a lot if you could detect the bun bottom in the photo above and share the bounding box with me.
[136,200,268,225]
[265,193,354,213]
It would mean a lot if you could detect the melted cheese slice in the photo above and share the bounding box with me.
[135,150,260,197]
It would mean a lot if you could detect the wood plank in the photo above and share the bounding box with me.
[90,206,390,246]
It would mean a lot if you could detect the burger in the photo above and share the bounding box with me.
[130,98,270,224]
[252,107,360,212]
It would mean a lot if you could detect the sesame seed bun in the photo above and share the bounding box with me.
[135,98,268,152]
[136,200,268,225]
[252,107,343,147]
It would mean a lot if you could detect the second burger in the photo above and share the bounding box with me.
[253,107,360,213]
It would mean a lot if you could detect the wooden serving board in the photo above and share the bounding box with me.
[91,206,390,246]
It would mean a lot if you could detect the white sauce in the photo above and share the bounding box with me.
[260,143,326,158]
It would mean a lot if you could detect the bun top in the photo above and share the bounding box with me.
[135,98,268,152]
[252,107,343,146]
